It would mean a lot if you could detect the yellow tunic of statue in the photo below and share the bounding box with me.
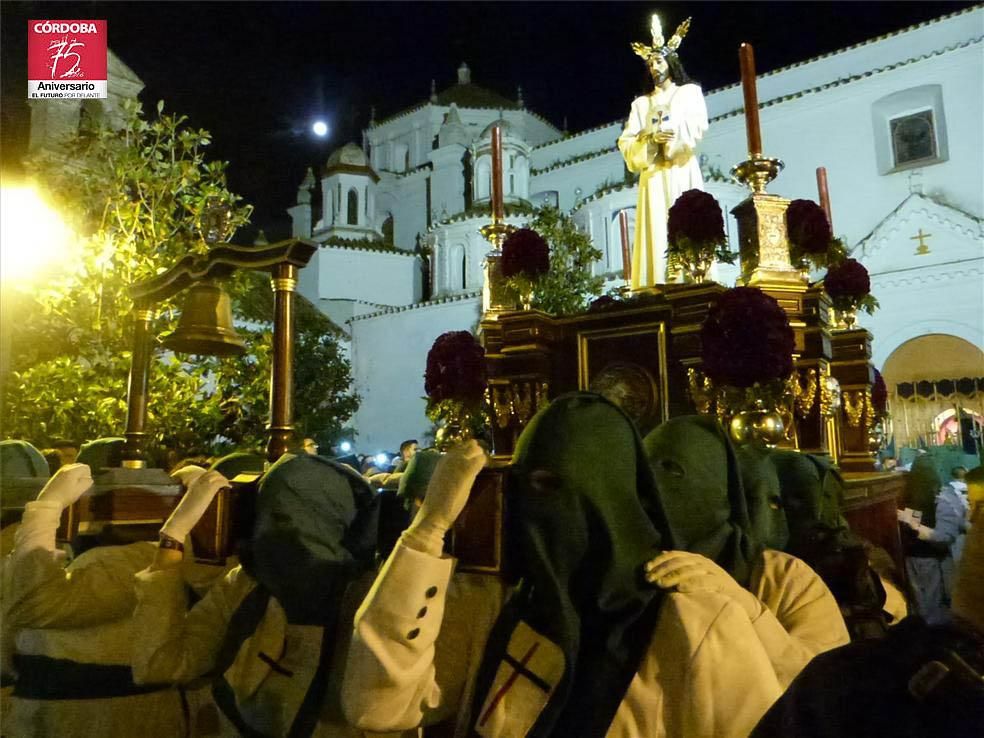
[619,14,708,290]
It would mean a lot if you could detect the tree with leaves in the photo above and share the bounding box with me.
[528,206,605,315]
[3,99,357,458]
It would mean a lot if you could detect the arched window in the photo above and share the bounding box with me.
[516,157,530,199]
[476,159,491,201]
[448,244,466,293]
[347,188,359,225]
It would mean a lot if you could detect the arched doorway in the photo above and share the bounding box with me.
[882,334,984,452]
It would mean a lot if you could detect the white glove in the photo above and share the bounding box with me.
[170,465,208,490]
[14,464,93,558]
[160,470,229,543]
[645,550,765,621]
[36,463,93,508]
[404,440,487,556]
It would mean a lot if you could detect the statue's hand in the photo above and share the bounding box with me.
[652,130,675,144]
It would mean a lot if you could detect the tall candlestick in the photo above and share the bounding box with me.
[739,43,762,157]
[491,124,504,223]
[618,210,632,281]
[816,166,833,232]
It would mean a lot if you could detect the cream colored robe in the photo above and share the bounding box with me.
[618,84,708,290]
[342,542,848,738]
[1,530,226,738]
[132,563,403,738]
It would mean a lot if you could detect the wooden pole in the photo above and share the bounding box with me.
[122,302,154,467]
[267,264,298,462]
[739,43,763,157]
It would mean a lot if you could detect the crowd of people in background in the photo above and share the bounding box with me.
[1,396,981,737]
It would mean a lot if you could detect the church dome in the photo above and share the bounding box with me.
[326,142,369,168]
[480,118,512,139]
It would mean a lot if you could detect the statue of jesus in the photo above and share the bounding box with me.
[618,15,708,290]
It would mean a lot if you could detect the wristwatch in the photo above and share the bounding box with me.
[158,532,185,552]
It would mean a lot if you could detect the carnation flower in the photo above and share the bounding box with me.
[500,228,550,279]
[824,258,871,300]
[424,331,487,404]
[871,369,888,417]
[668,189,726,247]
[786,199,832,256]
[700,287,795,388]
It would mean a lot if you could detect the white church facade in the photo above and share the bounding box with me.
[288,7,982,453]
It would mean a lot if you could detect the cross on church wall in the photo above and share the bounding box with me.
[911,228,932,255]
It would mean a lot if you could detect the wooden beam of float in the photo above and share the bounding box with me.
[125,239,317,465]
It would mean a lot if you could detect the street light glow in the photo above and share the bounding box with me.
[0,185,75,284]
[312,120,328,137]
[339,440,352,453]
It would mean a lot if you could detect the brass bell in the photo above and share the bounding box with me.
[162,281,247,357]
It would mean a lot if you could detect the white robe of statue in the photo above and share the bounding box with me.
[618,83,708,290]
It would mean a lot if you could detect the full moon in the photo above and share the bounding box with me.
[312,120,328,137]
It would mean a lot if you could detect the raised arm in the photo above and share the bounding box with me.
[1,464,148,629]
[129,470,245,685]
[342,441,489,733]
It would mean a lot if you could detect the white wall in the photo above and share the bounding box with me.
[530,122,623,172]
[699,38,983,246]
[349,295,482,452]
[300,245,419,307]
[703,8,981,121]
[429,144,468,220]
[385,171,429,250]
[531,150,625,212]
[853,194,984,369]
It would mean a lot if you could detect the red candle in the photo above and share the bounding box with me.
[491,125,504,223]
[739,43,762,157]
[618,210,632,281]
[816,166,833,232]
[618,210,632,282]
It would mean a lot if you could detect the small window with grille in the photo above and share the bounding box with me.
[889,109,938,168]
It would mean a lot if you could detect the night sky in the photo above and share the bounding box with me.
[1,1,973,238]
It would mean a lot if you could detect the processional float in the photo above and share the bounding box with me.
[445,29,903,577]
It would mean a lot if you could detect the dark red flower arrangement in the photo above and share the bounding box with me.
[871,369,888,417]
[668,190,726,247]
[786,199,832,258]
[588,294,618,311]
[824,258,878,314]
[424,331,487,405]
[500,228,550,279]
[666,190,735,279]
[700,287,796,388]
